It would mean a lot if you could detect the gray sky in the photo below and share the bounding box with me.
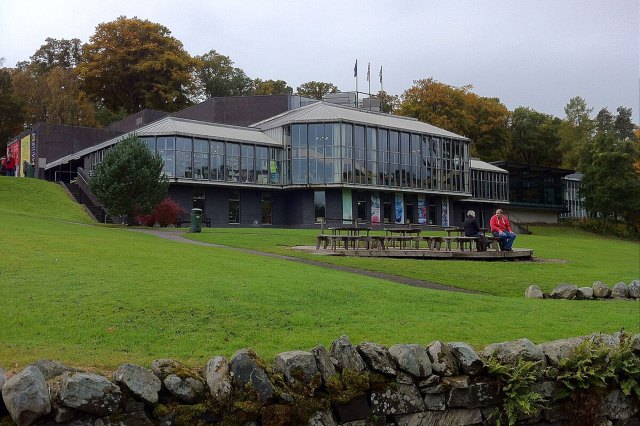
[1,0,638,121]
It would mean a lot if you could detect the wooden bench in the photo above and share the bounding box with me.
[316,234,331,249]
[385,235,417,249]
[456,236,478,252]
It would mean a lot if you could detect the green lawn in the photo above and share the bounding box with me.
[0,177,638,372]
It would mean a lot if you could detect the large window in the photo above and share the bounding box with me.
[176,137,192,178]
[354,126,366,185]
[314,190,325,222]
[226,143,240,182]
[256,146,269,184]
[291,124,308,184]
[400,132,410,187]
[210,141,225,181]
[341,124,353,184]
[411,134,421,188]
[193,138,208,180]
[366,128,377,185]
[308,124,325,184]
[389,131,400,187]
[241,145,255,183]
[157,136,175,177]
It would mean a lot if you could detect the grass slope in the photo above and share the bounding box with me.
[0,177,638,371]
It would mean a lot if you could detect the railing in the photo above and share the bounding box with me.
[76,167,110,223]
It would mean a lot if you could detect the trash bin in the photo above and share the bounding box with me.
[25,164,35,178]
[189,208,202,233]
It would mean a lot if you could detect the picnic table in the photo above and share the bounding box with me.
[384,227,421,249]
[317,226,372,250]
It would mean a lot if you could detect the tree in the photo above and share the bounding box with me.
[11,64,97,127]
[194,50,254,99]
[397,78,510,160]
[559,96,594,169]
[89,135,168,225]
[78,16,196,114]
[505,107,562,167]
[253,79,293,95]
[580,132,640,229]
[0,65,26,151]
[30,38,83,75]
[296,81,338,100]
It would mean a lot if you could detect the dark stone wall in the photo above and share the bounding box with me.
[34,124,122,163]
[172,95,292,127]
[105,109,169,133]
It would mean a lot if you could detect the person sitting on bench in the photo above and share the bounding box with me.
[490,208,516,251]
[463,210,487,251]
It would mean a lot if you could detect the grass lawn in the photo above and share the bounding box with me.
[0,177,638,372]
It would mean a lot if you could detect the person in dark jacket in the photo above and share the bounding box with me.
[463,210,487,251]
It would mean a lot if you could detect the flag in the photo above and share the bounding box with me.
[354,60,358,77]
[379,66,383,84]
[367,63,370,82]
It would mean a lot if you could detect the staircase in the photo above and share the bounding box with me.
[62,168,113,223]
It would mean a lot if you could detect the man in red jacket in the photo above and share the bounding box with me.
[490,208,516,251]
[4,152,15,176]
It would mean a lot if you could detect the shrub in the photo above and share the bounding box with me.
[135,197,184,227]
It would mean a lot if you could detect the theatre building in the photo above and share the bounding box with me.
[33,95,510,228]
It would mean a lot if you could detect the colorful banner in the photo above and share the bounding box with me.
[21,134,31,176]
[342,189,352,224]
[441,197,450,227]
[370,192,380,223]
[418,195,427,224]
[394,192,404,224]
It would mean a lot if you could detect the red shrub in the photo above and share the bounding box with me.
[154,198,185,227]
[135,198,185,227]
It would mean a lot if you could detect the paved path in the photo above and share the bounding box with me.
[132,229,478,294]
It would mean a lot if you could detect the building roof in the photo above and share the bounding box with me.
[45,116,279,170]
[470,158,507,173]
[563,172,584,180]
[251,101,468,140]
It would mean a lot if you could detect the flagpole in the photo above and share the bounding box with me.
[367,62,371,110]
[354,59,358,108]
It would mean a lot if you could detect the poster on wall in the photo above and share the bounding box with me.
[417,195,427,224]
[394,193,404,224]
[21,134,31,176]
[342,189,353,224]
[370,192,381,223]
[441,197,450,227]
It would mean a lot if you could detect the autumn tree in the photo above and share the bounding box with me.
[11,64,97,127]
[78,16,196,114]
[89,135,168,225]
[0,64,25,151]
[194,50,253,99]
[253,79,293,95]
[559,96,594,169]
[296,81,338,100]
[397,78,510,160]
[505,107,562,167]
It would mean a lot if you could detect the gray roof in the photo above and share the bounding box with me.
[563,172,584,180]
[251,101,468,140]
[46,116,279,170]
[470,159,508,173]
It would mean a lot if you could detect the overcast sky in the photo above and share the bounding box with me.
[1,0,638,121]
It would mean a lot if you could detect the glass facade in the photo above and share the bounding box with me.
[471,169,509,202]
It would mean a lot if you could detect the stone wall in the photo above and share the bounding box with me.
[1,333,639,425]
